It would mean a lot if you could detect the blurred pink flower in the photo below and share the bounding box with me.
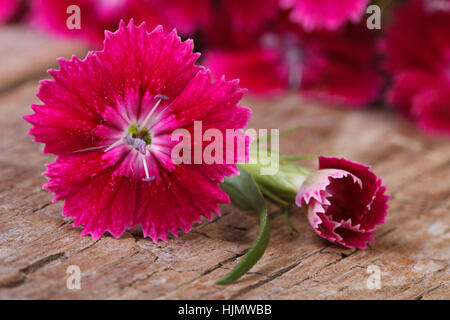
[219,0,280,33]
[24,21,251,242]
[31,0,140,44]
[151,0,212,35]
[411,84,450,135]
[29,0,210,45]
[0,0,21,23]
[298,24,383,108]
[383,0,450,135]
[280,0,370,31]
[205,20,383,108]
[296,157,389,249]
[205,48,289,95]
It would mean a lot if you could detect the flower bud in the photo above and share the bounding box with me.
[296,156,389,249]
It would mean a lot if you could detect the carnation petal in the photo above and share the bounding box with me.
[282,0,369,31]
[134,165,230,242]
[296,168,361,206]
[411,85,450,136]
[318,156,378,210]
[64,173,136,239]
[204,49,288,95]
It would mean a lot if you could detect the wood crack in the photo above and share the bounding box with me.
[119,269,163,290]
[19,252,66,274]
[0,273,27,289]
[74,239,101,255]
[414,283,444,300]
[30,202,52,213]
[201,248,249,277]
[228,248,324,299]
[0,252,66,289]
[156,248,250,299]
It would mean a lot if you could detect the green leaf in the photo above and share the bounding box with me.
[279,154,318,162]
[217,165,271,285]
[220,166,265,214]
[259,184,289,206]
[278,124,306,139]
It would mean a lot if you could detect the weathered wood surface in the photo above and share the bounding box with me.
[0,26,449,300]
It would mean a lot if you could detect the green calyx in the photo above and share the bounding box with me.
[240,145,310,205]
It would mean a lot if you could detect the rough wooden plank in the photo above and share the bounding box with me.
[0,26,86,92]
[0,27,449,299]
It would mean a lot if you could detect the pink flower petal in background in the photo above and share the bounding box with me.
[29,0,209,45]
[204,48,289,95]
[205,19,383,107]
[383,0,450,135]
[147,0,213,35]
[201,0,280,49]
[30,0,140,45]
[280,0,370,31]
[220,0,280,33]
[296,157,389,249]
[0,0,21,23]
[24,21,251,242]
[387,70,439,118]
[299,23,383,108]
[411,84,450,135]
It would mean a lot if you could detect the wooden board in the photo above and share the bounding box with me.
[0,26,448,300]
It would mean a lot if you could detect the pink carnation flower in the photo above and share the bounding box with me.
[205,48,290,95]
[205,21,383,107]
[30,0,209,45]
[299,24,383,107]
[296,157,389,249]
[153,0,213,35]
[383,0,450,135]
[281,0,370,31]
[219,0,280,33]
[410,84,450,135]
[30,0,140,45]
[201,0,281,50]
[24,21,251,242]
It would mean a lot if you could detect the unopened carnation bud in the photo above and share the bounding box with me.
[296,156,389,249]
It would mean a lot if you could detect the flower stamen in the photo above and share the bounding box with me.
[72,145,111,153]
[104,139,123,153]
[141,94,169,129]
[141,155,155,182]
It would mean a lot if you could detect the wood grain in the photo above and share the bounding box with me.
[0,26,85,93]
[0,27,448,300]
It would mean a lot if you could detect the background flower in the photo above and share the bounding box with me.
[383,0,450,135]
[30,0,141,45]
[205,18,383,108]
[0,0,22,23]
[29,0,209,45]
[280,0,370,31]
